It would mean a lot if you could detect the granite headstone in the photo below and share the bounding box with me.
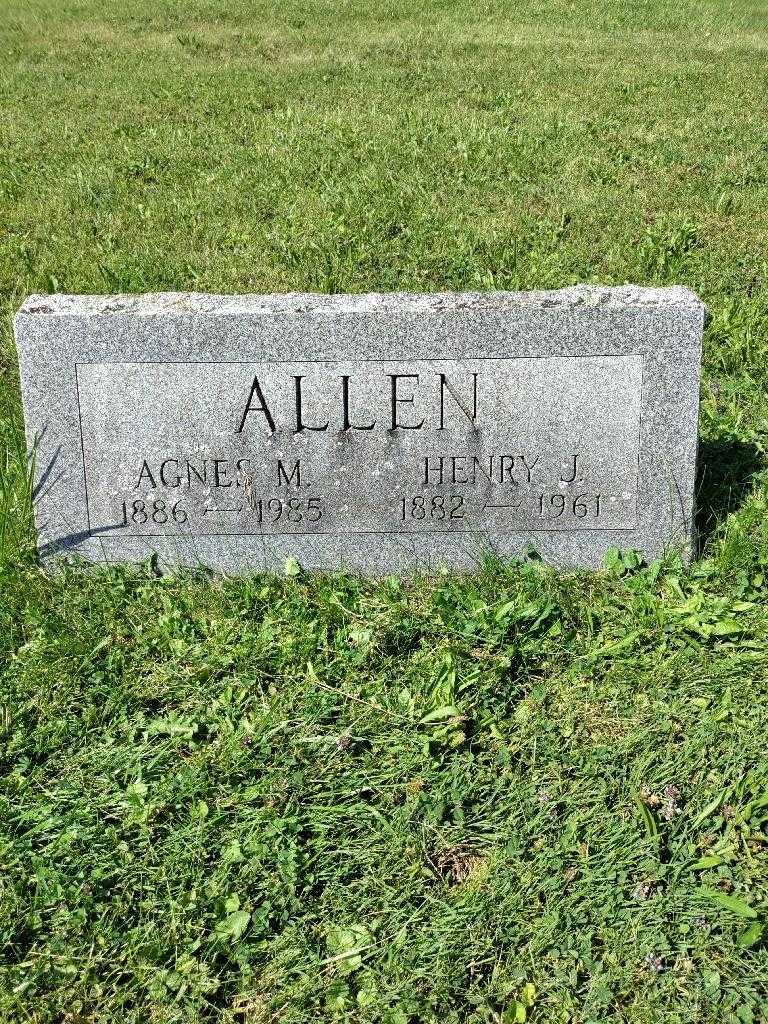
[14,286,705,572]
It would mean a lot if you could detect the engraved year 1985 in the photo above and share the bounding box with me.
[250,496,324,523]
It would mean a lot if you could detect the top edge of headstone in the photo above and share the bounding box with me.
[16,285,705,318]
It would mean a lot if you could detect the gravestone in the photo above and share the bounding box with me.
[14,286,705,573]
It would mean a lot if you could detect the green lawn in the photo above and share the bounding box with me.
[2,1,768,1021]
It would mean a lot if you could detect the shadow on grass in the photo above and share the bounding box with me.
[695,436,766,553]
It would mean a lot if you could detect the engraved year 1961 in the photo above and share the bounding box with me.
[537,493,602,519]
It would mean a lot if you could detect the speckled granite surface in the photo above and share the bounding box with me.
[14,286,705,572]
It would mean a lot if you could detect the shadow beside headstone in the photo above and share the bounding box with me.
[695,436,765,553]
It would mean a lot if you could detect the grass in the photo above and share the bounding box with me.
[1,0,768,1020]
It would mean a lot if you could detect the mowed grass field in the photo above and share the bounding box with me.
[2,1,768,1021]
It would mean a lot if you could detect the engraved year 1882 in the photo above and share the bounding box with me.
[400,493,465,521]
